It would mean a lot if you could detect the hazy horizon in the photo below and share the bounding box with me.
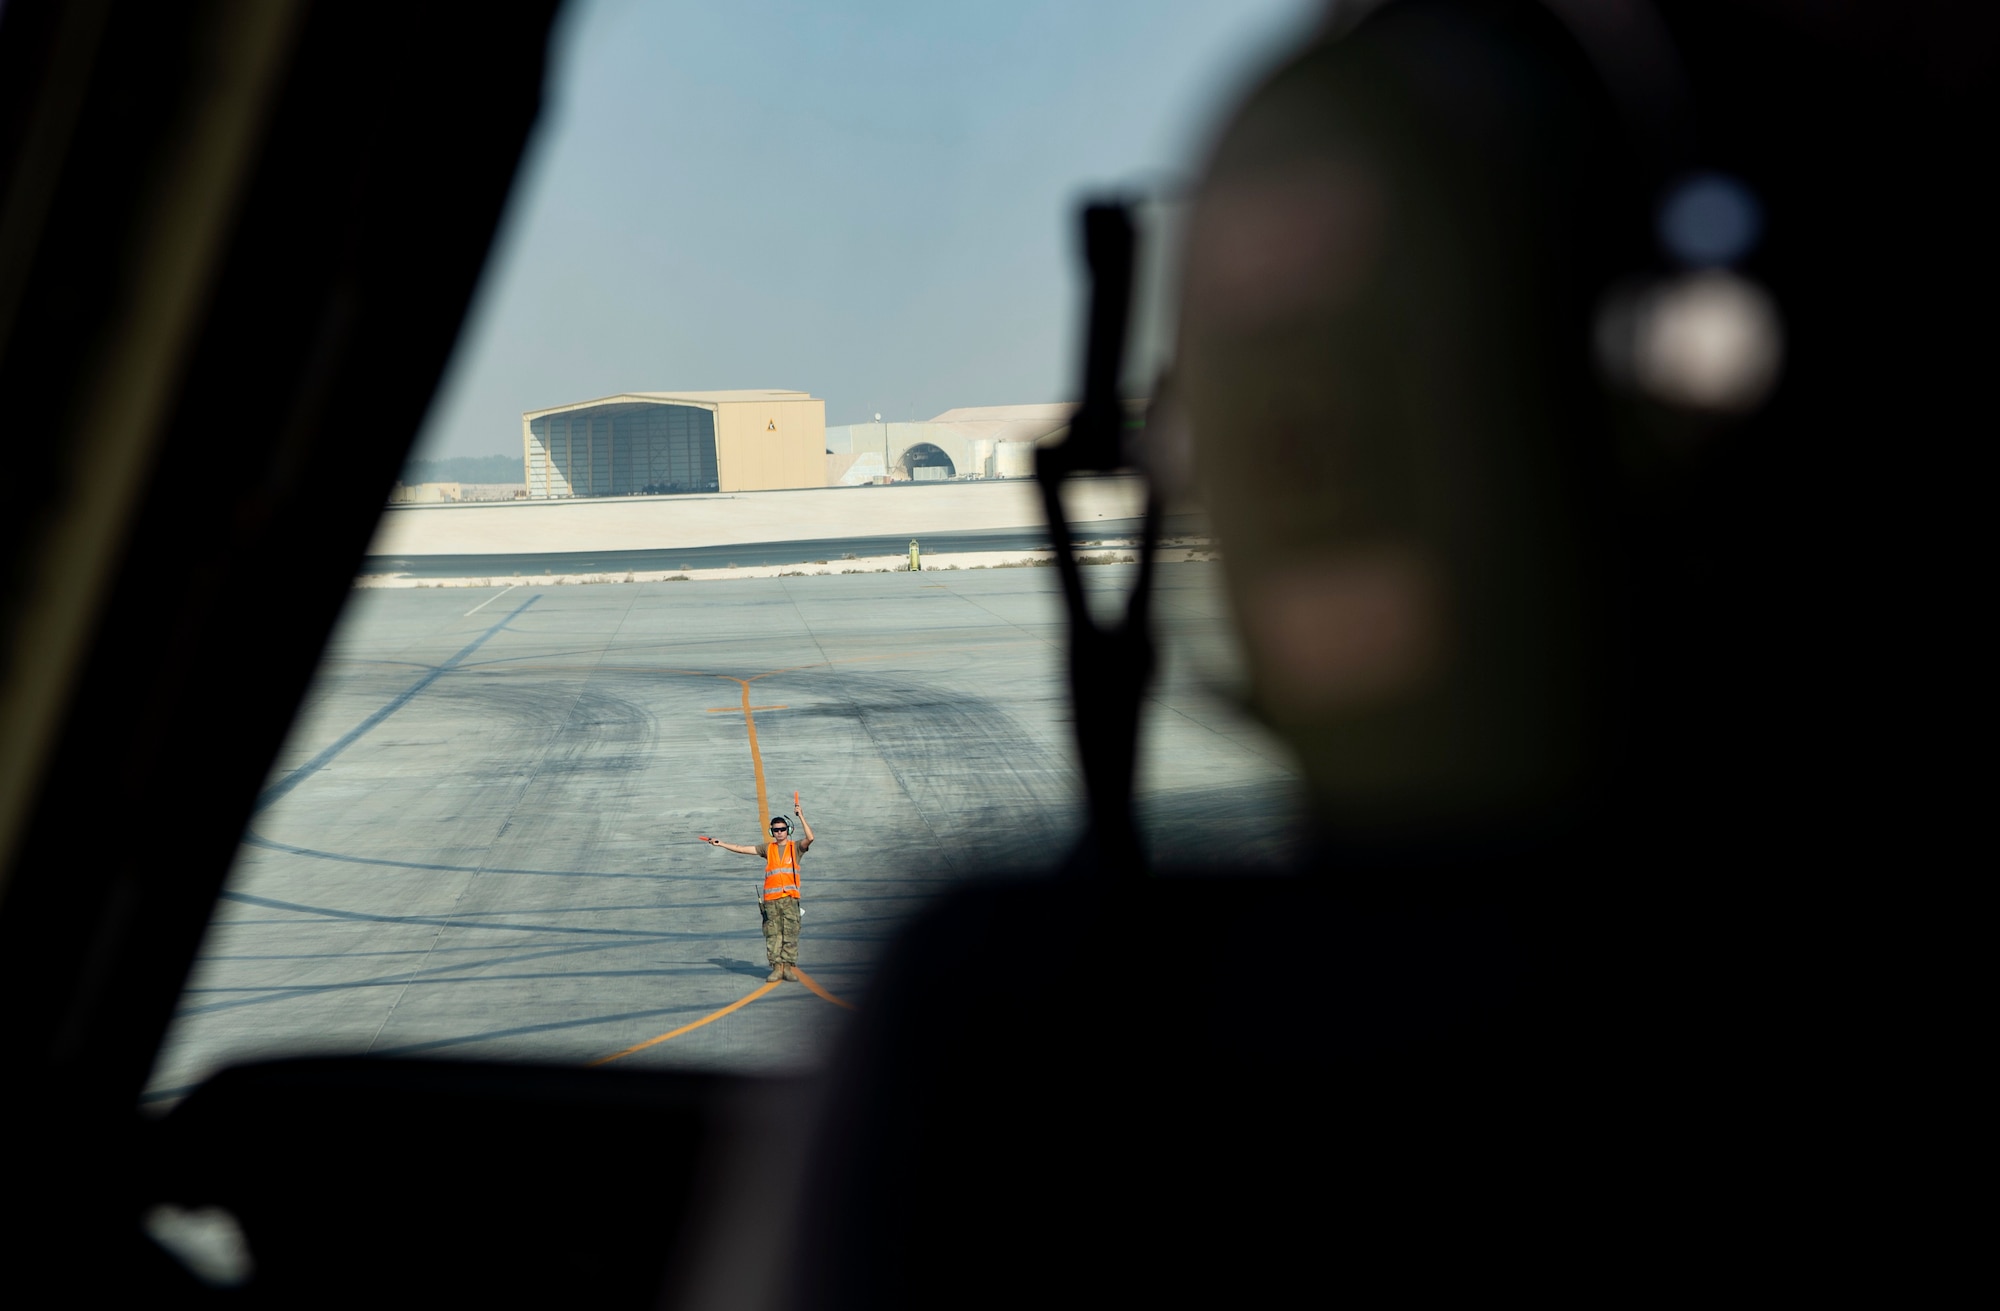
[408,0,1321,461]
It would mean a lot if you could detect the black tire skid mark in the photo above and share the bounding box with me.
[771,667,1083,876]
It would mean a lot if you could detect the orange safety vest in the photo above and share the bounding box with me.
[762,839,801,901]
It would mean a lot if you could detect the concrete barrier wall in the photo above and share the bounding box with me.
[367,475,1147,557]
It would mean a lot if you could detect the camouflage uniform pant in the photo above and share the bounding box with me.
[760,897,801,966]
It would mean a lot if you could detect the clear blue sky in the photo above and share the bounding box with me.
[413,0,1322,460]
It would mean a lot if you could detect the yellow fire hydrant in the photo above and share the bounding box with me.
[908,539,921,572]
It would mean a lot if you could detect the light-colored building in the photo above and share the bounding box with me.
[522,389,826,498]
[387,481,463,504]
[824,403,1074,483]
[385,482,522,506]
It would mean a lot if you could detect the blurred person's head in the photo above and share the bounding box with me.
[1177,1,1632,841]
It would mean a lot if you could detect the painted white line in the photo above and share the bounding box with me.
[463,583,518,617]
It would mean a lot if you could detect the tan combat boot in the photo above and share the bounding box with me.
[782,964,800,982]
[766,963,784,982]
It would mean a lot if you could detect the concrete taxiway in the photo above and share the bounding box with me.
[146,562,1300,1103]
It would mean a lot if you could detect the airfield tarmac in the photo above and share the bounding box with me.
[146,563,1301,1104]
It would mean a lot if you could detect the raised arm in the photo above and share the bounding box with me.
[795,793,815,852]
[699,835,761,856]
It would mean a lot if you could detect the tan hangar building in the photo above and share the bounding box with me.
[521,389,826,498]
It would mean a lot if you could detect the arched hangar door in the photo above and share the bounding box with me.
[899,442,956,481]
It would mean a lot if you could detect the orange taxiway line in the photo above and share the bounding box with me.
[726,677,772,828]
[793,967,855,1010]
[719,682,852,1012]
[589,980,782,1066]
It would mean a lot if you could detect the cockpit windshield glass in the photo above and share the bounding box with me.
[144,0,1315,1107]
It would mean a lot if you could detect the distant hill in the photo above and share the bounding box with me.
[401,454,523,486]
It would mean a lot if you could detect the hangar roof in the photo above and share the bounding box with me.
[524,390,817,420]
[912,402,1074,448]
[926,402,1073,425]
